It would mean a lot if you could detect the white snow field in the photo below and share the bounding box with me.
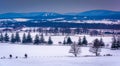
[0,33,119,66]
[0,44,120,66]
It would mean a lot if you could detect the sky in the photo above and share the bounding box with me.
[0,0,120,14]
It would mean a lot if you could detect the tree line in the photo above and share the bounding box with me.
[0,32,53,45]
[7,21,120,30]
[0,32,105,47]
[0,32,119,50]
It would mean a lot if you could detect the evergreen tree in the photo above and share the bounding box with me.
[40,33,45,43]
[26,32,32,43]
[0,33,4,42]
[63,38,67,45]
[89,39,101,56]
[48,36,53,45]
[10,33,15,43]
[82,36,88,46]
[78,37,82,46]
[22,33,27,43]
[34,34,40,45]
[67,37,73,44]
[111,36,118,49]
[117,36,120,48]
[4,32,9,42]
[99,38,105,47]
[15,32,21,43]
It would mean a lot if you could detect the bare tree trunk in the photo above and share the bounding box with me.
[95,48,98,56]
[95,52,98,56]
[74,54,77,57]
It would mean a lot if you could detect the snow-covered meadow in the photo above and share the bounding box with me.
[0,33,119,66]
[0,44,120,66]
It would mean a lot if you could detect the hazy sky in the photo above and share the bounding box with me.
[0,0,120,13]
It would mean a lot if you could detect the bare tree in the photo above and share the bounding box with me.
[69,42,81,57]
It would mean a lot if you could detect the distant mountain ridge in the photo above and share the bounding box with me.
[77,10,120,16]
[0,12,62,18]
[0,10,120,29]
[0,10,120,19]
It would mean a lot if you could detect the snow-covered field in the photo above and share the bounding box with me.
[0,44,120,66]
[0,33,119,66]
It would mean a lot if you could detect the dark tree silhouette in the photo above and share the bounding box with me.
[82,36,88,46]
[34,34,40,45]
[48,36,53,45]
[15,32,21,43]
[26,32,33,43]
[4,32,9,42]
[99,38,105,47]
[63,38,67,45]
[111,36,119,49]
[0,33,4,42]
[67,37,73,44]
[78,37,82,46]
[40,33,45,43]
[22,33,27,44]
[10,33,15,43]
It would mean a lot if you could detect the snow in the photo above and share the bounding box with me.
[0,56,120,66]
[13,18,31,22]
[47,18,64,21]
[75,20,119,24]
[0,32,119,66]
[0,19,13,22]
[56,20,119,24]
[0,44,120,66]
[0,18,31,22]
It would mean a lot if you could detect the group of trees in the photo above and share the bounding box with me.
[111,36,120,50]
[0,32,53,45]
[78,36,88,46]
[0,32,23,43]
[0,32,10,42]
[22,27,93,36]
[33,34,53,45]
[69,38,105,57]
[20,27,119,36]
[63,36,88,46]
